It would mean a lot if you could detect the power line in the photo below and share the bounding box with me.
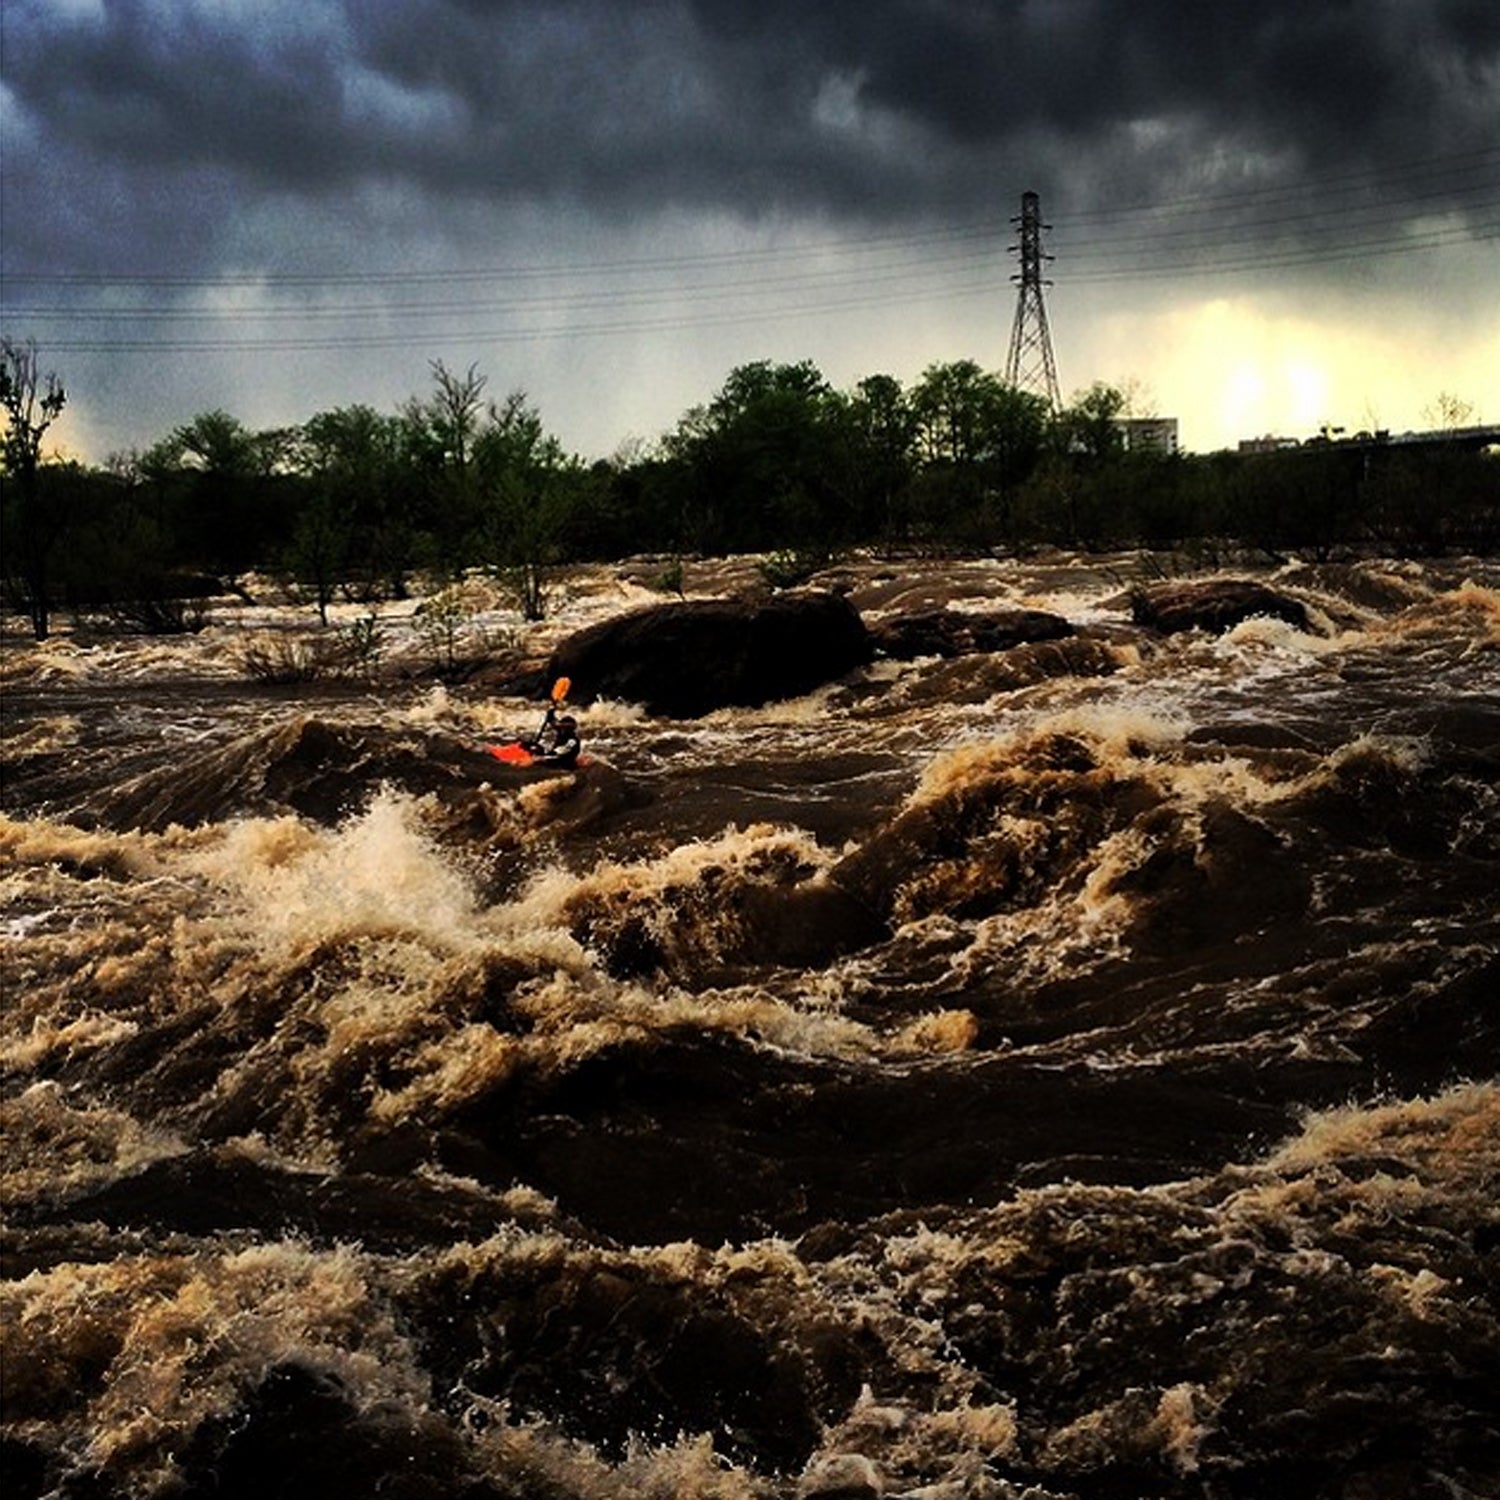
[22,220,1496,356]
[3,149,1495,354]
[10,214,1495,348]
[12,183,1498,321]
[4,145,1496,293]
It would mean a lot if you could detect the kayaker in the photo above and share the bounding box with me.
[533,715,581,768]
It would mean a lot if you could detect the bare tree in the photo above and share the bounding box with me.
[1,337,68,639]
[1423,391,1478,432]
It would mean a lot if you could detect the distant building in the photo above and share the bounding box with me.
[1237,434,1302,454]
[1115,416,1179,455]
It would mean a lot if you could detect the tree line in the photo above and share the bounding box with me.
[3,337,1496,639]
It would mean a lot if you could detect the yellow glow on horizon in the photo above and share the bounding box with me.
[1091,295,1496,451]
[1284,360,1329,430]
[1221,361,1269,439]
[1171,300,1341,445]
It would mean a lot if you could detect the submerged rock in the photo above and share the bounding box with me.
[1130,579,1311,634]
[545,591,871,717]
[888,636,1124,707]
[868,605,1073,660]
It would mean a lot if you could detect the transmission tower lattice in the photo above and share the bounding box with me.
[1004,190,1061,410]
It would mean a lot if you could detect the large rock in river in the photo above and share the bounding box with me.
[1130,579,1311,635]
[546,591,871,718]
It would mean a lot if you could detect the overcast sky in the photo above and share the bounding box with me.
[4,0,1497,462]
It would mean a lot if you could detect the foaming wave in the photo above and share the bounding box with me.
[570,697,649,729]
[913,707,1189,805]
[1220,611,1345,654]
[1324,730,1432,778]
[0,1081,186,1207]
[498,836,902,1058]
[546,821,831,945]
[7,1085,1491,1497]
[1261,1079,1499,1183]
[1361,577,1500,653]
[0,637,92,686]
[2,1241,425,1492]
[191,789,479,951]
[855,715,1201,940]
[1,713,82,758]
[470,830,982,1060]
[828,710,1411,1005]
[0,812,168,883]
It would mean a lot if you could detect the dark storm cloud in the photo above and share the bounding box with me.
[6,0,1497,278]
[686,0,1500,191]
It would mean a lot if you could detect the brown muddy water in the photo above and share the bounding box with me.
[2,553,1498,1499]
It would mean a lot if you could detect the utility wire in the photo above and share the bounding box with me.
[25,221,1497,354]
[3,147,1495,351]
[4,144,1496,292]
[12,184,1499,320]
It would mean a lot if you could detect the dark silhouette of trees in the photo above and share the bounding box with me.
[403,360,490,576]
[473,389,580,620]
[665,360,850,556]
[144,409,295,574]
[1056,381,1128,467]
[842,374,918,541]
[295,405,413,612]
[907,361,1050,546]
[1,338,68,638]
[3,355,1495,640]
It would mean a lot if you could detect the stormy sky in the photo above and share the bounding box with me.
[3,0,1497,460]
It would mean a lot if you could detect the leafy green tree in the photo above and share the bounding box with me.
[169,409,266,473]
[665,359,848,556]
[985,383,1052,509]
[1359,448,1498,557]
[61,456,200,629]
[842,373,918,541]
[149,410,293,574]
[911,360,998,468]
[909,362,1049,546]
[1057,381,1128,467]
[578,445,680,560]
[283,491,346,625]
[401,361,489,575]
[1227,448,1362,562]
[472,390,577,620]
[0,337,67,638]
[296,405,413,607]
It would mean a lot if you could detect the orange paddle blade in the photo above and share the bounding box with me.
[551,676,571,703]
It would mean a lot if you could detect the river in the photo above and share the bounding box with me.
[2,552,1497,1499]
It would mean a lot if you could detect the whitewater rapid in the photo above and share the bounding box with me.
[2,552,1497,1499]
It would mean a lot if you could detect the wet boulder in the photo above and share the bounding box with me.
[546,591,871,718]
[868,605,1073,660]
[1130,579,1311,635]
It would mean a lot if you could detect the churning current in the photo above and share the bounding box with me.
[2,552,1498,1500]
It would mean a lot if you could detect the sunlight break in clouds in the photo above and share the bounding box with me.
[1110,297,1494,451]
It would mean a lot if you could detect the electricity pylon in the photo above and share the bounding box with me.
[1004,190,1061,410]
